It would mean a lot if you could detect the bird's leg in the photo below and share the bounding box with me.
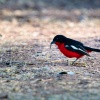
[71,58,78,65]
[67,58,78,66]
[71,58,86,67]
[67,59,70,66]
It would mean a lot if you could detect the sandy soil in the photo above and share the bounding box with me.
[0,0,100,100]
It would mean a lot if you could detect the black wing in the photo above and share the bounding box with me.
[65,43,90,56]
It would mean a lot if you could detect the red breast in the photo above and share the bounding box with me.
[55,42,91,58]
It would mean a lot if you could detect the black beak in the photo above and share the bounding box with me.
[50,41,55,49]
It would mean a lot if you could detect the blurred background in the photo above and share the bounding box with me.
[0,0,100,44]
[0,1,100,99]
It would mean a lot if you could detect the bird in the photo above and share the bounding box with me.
[50,35,100,65]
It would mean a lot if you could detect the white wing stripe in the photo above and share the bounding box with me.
[71,45,78,50]
[71,45,87,53]
[79,48,87,53]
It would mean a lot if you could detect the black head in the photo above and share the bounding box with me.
[50,35,67,48]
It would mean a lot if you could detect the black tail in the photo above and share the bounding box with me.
[84,46,100,52]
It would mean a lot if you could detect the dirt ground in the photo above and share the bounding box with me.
[0,0,100,100]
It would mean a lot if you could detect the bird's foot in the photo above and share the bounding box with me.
[70,61,86,67]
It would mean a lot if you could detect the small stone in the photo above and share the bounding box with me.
[0,93,8,99]
[67,71,75,75]
[59,71,67,75]
[6,79,10,82]
[79,80,89,85]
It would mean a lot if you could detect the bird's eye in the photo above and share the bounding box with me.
[56,38,58,40]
